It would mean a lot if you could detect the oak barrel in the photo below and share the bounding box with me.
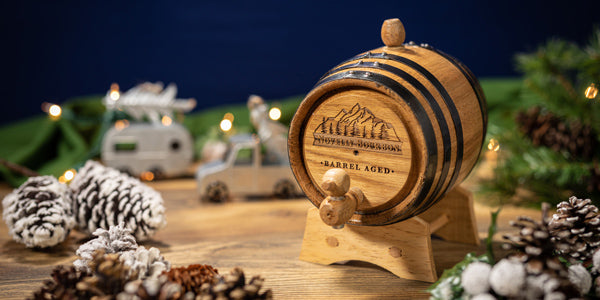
[288,18,487,226]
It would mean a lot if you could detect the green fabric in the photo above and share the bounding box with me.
[0,78,523,187]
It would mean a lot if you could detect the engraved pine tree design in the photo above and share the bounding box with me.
[315,103,400,142]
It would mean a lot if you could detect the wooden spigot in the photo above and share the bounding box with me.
[381,18,405,47]
[319,169,364,229]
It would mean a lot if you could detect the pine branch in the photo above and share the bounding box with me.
[0,158,40,177]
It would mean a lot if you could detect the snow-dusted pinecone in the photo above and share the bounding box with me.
[503,203,579,298]
[118,275,183,300]
[199,267,272,300]
[2,175,75,248]
[516,106,598,160]
[549,196,600,262]
[74,223,170,280]
[70,160,166,240]
[166,264,219,295]
[119,246,171,280]
[74,223,139,272]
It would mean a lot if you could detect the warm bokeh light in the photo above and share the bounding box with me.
[48,104,62,119]
[114,119,129,130]
[269,107,282,121]
[223,112,234,121]
[109,83,120,101]
[487,138,500,152]
[220,119,232,132]
[110,90,120,101]
[140,171,155,181]
[161,115,172,126]
[64,169,76,181]
[585,83,598,99]
[58,169,76,184]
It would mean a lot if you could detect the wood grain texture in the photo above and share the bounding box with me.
[288,20,486,226]
[300,207,437,282]
[300,185,478,282]
[419,185,479,245]
[0,178,540,299]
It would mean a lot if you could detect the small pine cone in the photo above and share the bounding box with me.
[516,106,598,160]
[503,203,567,277]
[2,175,75,248]
[74,223,139,272]
[34,250,135,299]
[84,249,138,296]
[165,264,219,295]
[119,246,171,280]
[32,265,91,299]
[549,196,600,262]
[70,160,166,240]
[118,275,183,300]
[199,267,272,300]
[503,203,580,298]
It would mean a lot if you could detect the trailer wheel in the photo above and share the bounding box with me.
[205,181,229,203]
[149,167,165,180]
[274,179,296,199]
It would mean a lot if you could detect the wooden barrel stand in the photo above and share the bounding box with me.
[299,185,479,283]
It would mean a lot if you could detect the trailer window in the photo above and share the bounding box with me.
[170,140,180,151]
[114,142,137,152]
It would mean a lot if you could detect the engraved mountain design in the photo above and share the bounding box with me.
[313,103,403,154]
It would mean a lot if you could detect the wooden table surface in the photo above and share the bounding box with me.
[0,173,540,299]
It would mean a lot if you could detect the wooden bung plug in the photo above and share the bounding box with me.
[381,18,405,47]
[319,169,364,229]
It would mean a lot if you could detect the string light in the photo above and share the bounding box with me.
[223,112,234,122]
[49,105,62,117]
[114,119,129,131]
[487,138,500,152]
[42,103,62,120]
[585,83,598,99]
[220,119,232,132]
[220,113,234,132]
[269,107,282,121]
[161,115,172,126]
[140,171,155,181]
[109,83,120,101]
[58,169,76,184]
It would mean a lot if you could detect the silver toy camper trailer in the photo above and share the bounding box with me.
[101,122,193,178]
[196,134,300,202]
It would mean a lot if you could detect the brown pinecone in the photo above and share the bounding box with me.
[549,196,600,262]
[32,250,135,299]
[32,265,91,299]
[165,264,219,295]
[118,275,183,300]
[198,267,272,300]
[81,249,138,297]
[503,203,579,297]
[516,106,598,160]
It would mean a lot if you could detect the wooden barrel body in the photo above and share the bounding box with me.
[288,24,486,226]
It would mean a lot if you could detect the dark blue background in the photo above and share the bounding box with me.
[1,0,599,125]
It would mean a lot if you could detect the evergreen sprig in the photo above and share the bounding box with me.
[481,27,600,207]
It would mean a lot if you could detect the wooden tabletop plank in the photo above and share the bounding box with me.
[0,179,539,299]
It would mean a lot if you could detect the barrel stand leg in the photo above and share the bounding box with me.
[298,185,478,282]
[418,185,480,246]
